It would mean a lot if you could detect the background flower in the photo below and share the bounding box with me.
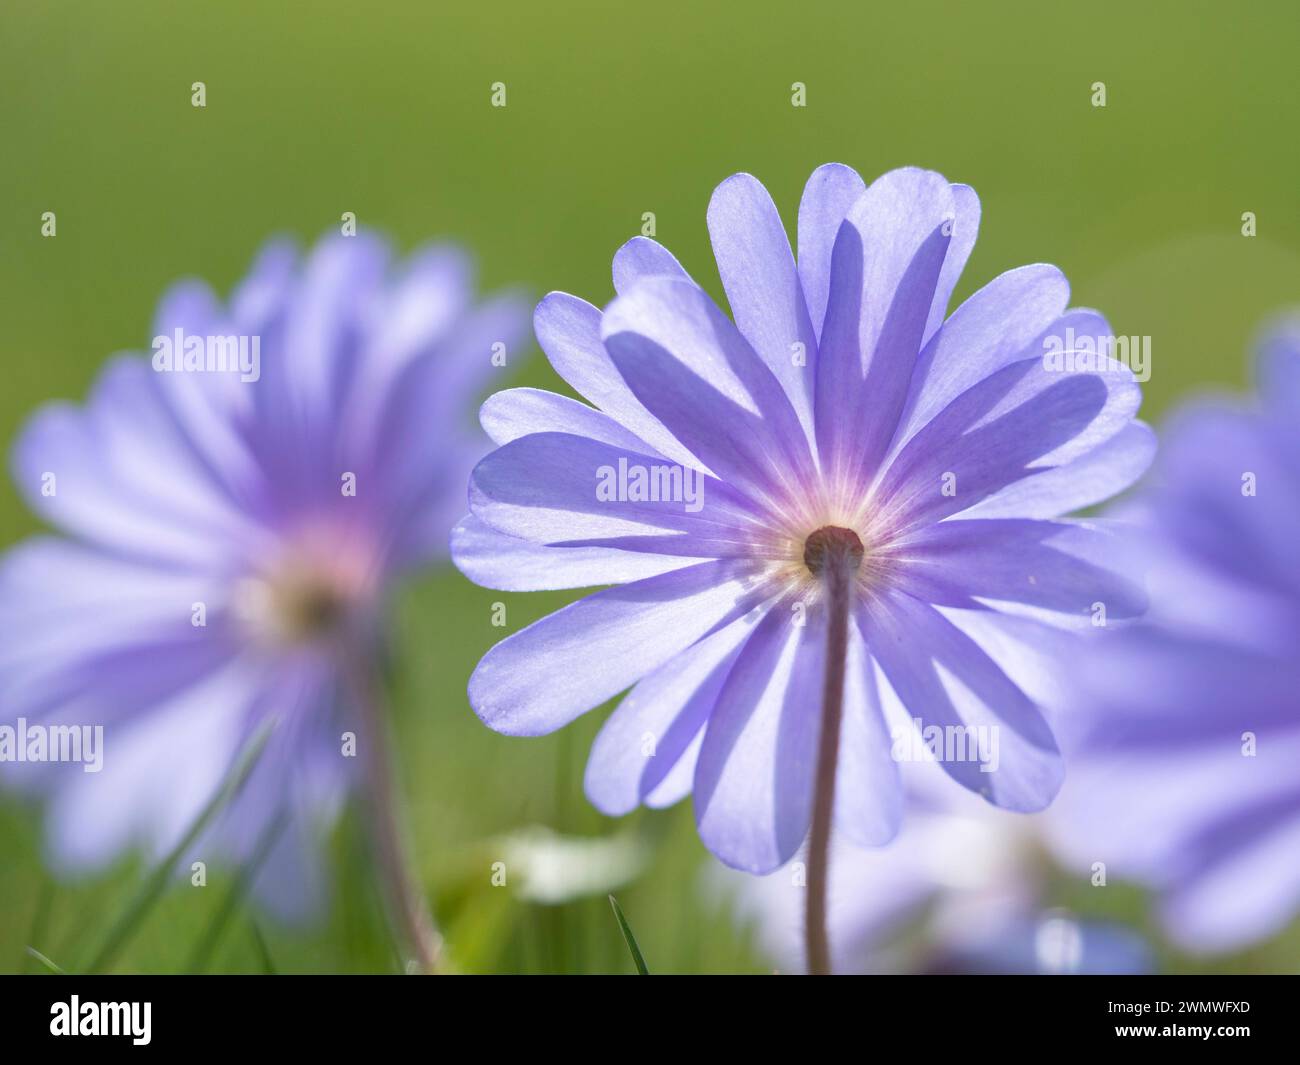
[720,759,1152,974]
[456,163,1150,876]
[1049,316,1300,954]
[0,232,528,933]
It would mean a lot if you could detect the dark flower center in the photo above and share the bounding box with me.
[271,574,353,640]
[234,554,372,647]
[802,525,865,578]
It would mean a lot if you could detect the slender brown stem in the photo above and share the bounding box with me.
[804,528,859,976]
[344,646,443,974]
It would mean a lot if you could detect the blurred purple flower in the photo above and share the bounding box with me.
[454,164,1151,873]
[0,232,528,925]
[1050,315,1300,953]
[722,762,1151,974]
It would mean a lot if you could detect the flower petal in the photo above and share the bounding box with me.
[816,168,955,483]
[533,292,697,468]
[1154,400,1300,597]
[0,539,241,738]
[468,431,756,546]
[451,514,693,591]
[893,519,1147,620]
[1050,733,1300,952]
[601,277,818,511]
[43,659,267,870]
[1031,310,1143,467]
[643,733,703,809]
[151,276,256,443]
[922,182,981,346]
[967,421,1156,520]
[342,243,477,443]
[422,291,534,419]
[367,291,532,513]
[796,162,865,341]
[253,231,391,468]
[1160,795,1300,951]
[833,625,903,846]
[366,244,474,366]
[708,173,819,440]
[612,236,693,294]
[1064,628,1300,745]
[12,360,263,567]
[1255,312,1300,424]
[860,593,1063,812]
[893,264,1071,455]
[467,559,771,736]
[584,613,757,816]
[875,357,1112,532]
[694,600,822,872]
[479,387,654,451]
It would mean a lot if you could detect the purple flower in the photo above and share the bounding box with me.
[0,232,528,936]
[722,763,1152,974]
[454,164,1151,875]
[1049,315,1300,953]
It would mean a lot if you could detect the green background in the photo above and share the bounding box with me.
[1,0,1297,973]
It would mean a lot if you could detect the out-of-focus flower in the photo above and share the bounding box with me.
[1049,316,1300,953]
[454,163,1150,874]
[0,233,528,958]
[721,762,1152,974]
[493,825,649,905]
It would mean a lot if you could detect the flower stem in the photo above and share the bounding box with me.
[804,528,859,976]
[344,647,443,974]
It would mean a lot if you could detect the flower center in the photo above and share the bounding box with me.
[266,567,354,640]
[232,529,380,647]
[802,525,865,578]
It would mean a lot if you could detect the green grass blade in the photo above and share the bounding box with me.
[21,880,55,973]
[25,946,66,975]
[83,722,275,974]
[186,812,288,973]
[608,894,649,975]
[249,920,278,974]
